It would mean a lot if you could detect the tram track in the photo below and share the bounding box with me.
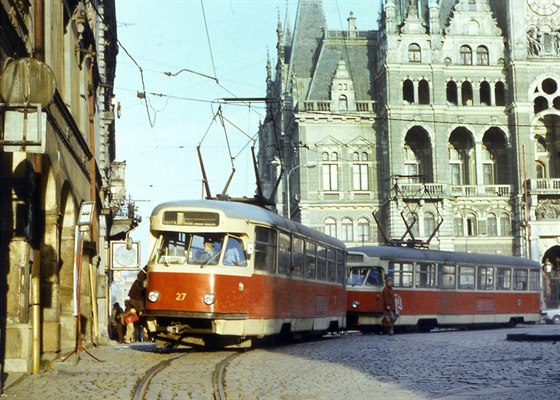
[132,352,188,400]
[131,349,243,400]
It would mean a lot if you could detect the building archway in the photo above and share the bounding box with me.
[40,159,62,355]
[542,246,560,308]
[58,183,77,351]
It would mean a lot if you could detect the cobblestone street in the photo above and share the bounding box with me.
[2,324,559,399]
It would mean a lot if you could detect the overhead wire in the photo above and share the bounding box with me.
[200,0,219,83]
[89,0,156,128]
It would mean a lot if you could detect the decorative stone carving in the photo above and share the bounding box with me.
[535,199,560,219]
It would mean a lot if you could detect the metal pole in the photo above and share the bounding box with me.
[286,165,301,219]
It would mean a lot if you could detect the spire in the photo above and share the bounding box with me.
[347,11,357,38]
[277,9,284,62]
[266,50,271,81]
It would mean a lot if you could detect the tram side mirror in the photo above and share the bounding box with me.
[246,243,254,257]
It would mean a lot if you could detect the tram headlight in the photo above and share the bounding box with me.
[352,300,360,309]
[203,293,215,305]
[147,290,160,303]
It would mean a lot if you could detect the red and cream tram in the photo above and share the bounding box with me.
[346,246,541,333]
[143,199,346,348]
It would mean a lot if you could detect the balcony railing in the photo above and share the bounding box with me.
[527,178,560,194]
[400,183,445,198]
[303,101,331,112]
[398,184,512,198]
[302,101,376,113]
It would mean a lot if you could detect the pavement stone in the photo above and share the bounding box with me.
[1,324,559,399]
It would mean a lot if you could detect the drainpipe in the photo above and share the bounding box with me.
[32,0,44,375]
[87,47,99,343]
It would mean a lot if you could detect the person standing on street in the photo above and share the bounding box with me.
[110,302,124,343]
[382,276,398,335]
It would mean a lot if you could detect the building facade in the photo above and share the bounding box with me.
[258,0,560,305]
[0,0,129,376]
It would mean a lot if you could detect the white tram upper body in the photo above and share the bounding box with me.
[143,199,346,348]
[346,246,542,332]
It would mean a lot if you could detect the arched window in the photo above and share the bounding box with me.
[423,212,435,237]
[462,81,473,105]
[495,81,506,106]
[480,81,491,105]
[487,213,497,236]
[499,213,511,236]
[468,0,476,11]
[324,218,337,237]
[466,213,477,236]
[408,43,421,62]
[446,81,458,105]
[403,79,414,103]
[407,213,420,238]
[418,79,430,104]
[339,94,348,111]
[476,46,489,65]
[536,161,546,179]
[341,218,353,242]
[460,45,473,65]
[357,218,370,243]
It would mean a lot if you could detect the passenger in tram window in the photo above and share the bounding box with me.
[224,237,247,266]
[381,277,398,335]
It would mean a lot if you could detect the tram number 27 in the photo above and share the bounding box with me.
[176,292,187,301]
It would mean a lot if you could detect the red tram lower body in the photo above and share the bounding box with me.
[347,287,541,332]
[144,271,345,347]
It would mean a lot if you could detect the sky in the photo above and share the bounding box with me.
[114,0,380,263]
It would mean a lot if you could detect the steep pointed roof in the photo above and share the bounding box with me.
[288,0,327,85]
[307,41,375,101]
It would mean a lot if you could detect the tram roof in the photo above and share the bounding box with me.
[151,199,346,249]
[348,245,541,269]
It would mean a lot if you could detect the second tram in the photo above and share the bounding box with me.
[143,199,346,348]
[346,246,541,332]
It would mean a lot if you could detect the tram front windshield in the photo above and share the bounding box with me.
[151,232,247,267]
[347,266,384,286]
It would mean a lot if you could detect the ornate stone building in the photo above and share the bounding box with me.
[258,0,560,305]
[0,1,128,376]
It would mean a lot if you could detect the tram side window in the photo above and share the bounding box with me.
[336,250,345,284]
[458,266,475,289]
[161,232,189,258]
[477,266,494,290]
[278,232,292,275]
[292,237,304,277]
[304,242,317,279]
[415,263,437,288]
[392,262,413,288]
[529,270,539,291]
[439,265,456,289]
[513,269,528,291]
[347,267,369,286]
[188,235,223,265]
[254,227,277,273]
[327,248,337,282]
[223,236,247,267]
[496,267,512,290]
[317,246,327,281]
[366,266,384,286]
